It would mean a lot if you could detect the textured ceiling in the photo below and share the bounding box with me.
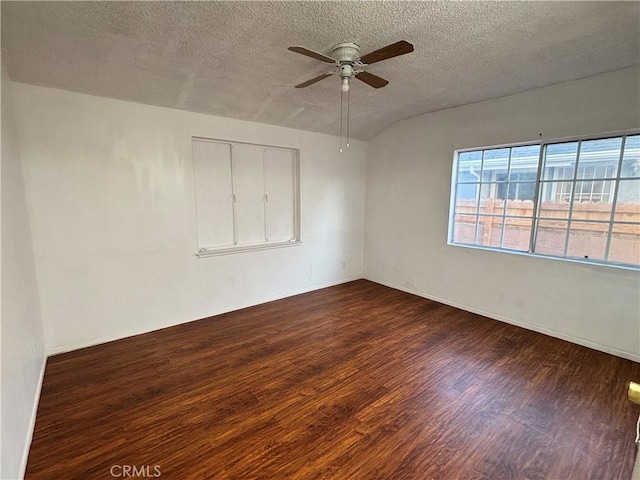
[2,1,639,140]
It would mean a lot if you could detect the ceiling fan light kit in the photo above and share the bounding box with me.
[288,40,414,151]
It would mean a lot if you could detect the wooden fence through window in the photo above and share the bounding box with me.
[453,199,640,264]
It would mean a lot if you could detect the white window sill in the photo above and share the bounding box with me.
[196,240,302,257]
[448,241,640,271]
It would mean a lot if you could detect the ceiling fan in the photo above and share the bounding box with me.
[288,40,414,91]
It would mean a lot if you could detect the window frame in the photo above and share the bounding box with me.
[448,129,640,270]
[192,137,301,258]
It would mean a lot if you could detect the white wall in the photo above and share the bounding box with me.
[365,66,640,362]
[1,63,46,479]
[11,83,367,354]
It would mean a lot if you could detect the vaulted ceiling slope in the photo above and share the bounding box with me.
[2,1,638,140]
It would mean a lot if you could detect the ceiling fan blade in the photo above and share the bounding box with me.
[359,40,414,65]
[355,71,389,89]
[294,73,333,88]
[288,46,336,64]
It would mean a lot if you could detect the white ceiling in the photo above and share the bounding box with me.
[2,1,638,140]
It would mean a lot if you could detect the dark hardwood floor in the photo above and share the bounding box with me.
[26,280,640,479]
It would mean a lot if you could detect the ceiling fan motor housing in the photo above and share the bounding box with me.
[331,43,361,64]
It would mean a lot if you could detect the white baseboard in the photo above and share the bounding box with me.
[20,355,47,479]
[47,274,365,356]
[365,275,640,363]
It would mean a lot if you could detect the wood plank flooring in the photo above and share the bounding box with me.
[26,280,640,479]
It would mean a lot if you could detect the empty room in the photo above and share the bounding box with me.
[2,1,640,479]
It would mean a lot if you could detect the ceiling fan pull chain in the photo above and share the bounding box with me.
[340,88,344,152]
[346,86,350,148]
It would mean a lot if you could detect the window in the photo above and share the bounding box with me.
[192,137,300,256]
[449,132,640,268]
